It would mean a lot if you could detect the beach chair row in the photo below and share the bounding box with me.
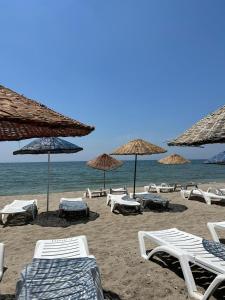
[0,197,89,225]
[2,221,225,299]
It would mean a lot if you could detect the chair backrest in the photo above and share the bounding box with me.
[61,197,83,202]
[207,187,223,196]
[161,183,168,187]
[110,187,128,195]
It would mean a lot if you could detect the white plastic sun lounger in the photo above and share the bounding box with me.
[0,200,38,224]
[207,221,225,242]
[59,197,89,217]
[207,187,225,196]
[138,228,225,300]
[106,194,140,213]
[0,243,5,281]
[144,183,174,193]
[109,187,128,195]
[180,189,225,205]
[34,235,93,259]
[84,188,107,199]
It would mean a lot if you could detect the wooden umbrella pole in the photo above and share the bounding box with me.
[47,151,50,214]
[133,154,137,197]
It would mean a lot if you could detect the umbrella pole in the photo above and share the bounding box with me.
[47,151,50,215]
[103,170,106,189]
[133,154,137,198]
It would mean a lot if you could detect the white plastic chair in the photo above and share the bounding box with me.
[138,228,225,300]
[34,235,94,259]
[0,200,38,224]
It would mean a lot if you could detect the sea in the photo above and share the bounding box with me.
[0,160,224,196]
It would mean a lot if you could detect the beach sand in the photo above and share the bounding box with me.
[1,183,225,299]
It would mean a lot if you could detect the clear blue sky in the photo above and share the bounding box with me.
[1,0,225,162]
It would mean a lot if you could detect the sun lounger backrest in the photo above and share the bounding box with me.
[34,235,91,259]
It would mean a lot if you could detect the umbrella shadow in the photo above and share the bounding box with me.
[143,203,188,214]
[148,251,225,299]
[31,210,99,228]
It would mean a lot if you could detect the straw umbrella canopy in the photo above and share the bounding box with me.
[87,153,123,189]
[0,85,94,141]
[13,137,83,213]
[158,154,190,165]
[205,151,225,165]
[111,139,166,196]
[168,105,225,146]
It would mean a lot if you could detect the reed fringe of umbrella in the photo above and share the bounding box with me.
[111,139,166,196]
[0,85,94,141]
[168,105,225,146]
[158,154,190,165]
[87,154,123,189]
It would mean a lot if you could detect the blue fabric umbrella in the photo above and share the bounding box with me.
[205,151,225,165]
[13,137,83,213]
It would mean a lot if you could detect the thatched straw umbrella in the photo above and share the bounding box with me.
[87,154,123,189]
[168,105,225,146]
[158,154,190,165]
[0,85,94,141]
[13,137,83,213]
[111,139,166,196]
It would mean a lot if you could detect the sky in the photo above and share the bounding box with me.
[0,0,225,162]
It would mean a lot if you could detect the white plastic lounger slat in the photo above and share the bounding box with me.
[41,246,81,253]
[34,235,91,259]
[138,228,225,300]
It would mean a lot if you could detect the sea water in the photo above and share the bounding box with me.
[0,160,224,196]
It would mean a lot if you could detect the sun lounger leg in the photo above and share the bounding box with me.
[202,274,225,300]
[138,232,201,300]
[1,214,7,225]
[149,246,201,300]
[138,231,149,259]
[204,196,211,205]
[207,223,220,242]
[0,243,5,280]
[111,200,116,213]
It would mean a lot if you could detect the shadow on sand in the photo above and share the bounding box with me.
[103,290,122,300]
[149,252,225,299]
[31,210,99,227]
[143,203,188,214]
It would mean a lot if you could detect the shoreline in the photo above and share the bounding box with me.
[0,180,225,197]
